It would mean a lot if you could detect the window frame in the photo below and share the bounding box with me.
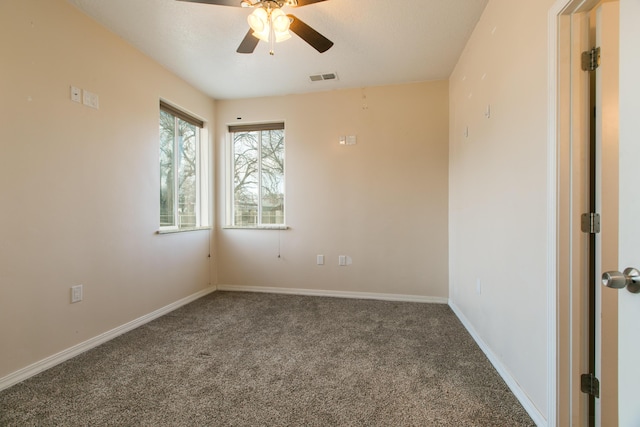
[226,122,287,229]
[159,100,210,233]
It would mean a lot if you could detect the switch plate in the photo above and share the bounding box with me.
[82,90,99,109]
[339,135,357,145]
[476,279,482,295]
[339,255,347,266]
[317,255,324,265]
[70,86,81,103]
[71,285,83,303]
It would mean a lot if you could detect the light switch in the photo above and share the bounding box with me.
[71,284,83,303]
[339,135,357,145]
[83,90,99,109]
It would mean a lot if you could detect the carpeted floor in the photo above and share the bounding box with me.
[0,291,535,426]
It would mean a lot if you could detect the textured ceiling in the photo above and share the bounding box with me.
[67,0,488,100]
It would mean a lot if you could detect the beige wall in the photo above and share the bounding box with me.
[215,82,449,298]
[0,0,215,379]
[448,0,555,419]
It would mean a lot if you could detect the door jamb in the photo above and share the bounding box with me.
[549,0,604,425]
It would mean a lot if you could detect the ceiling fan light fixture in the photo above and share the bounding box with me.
[271,9,291,33]
[247,8,268,32]
[250,7,291,45]
[274,30,292,42]
[252,27,291,43]
[252,28,270,42]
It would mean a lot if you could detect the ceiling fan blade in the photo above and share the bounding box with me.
[292,0,329,6]
[176,0,243,7]
[287,14,333,53]
[237,29,260,53]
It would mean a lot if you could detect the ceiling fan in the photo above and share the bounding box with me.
[177,0,334,55]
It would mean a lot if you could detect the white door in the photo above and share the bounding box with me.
[617,0,640,423]
[595,3,619,425]
[554,0,639,424]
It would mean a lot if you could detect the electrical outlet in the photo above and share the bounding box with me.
[71,285,83,303]
[317,254,324,265]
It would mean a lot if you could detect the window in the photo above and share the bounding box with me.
[159,101,208,231]
[229,123,285,227]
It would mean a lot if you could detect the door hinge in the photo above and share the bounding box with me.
[581,373,600,398]
[581,47,601,71]
[581,213,601,234]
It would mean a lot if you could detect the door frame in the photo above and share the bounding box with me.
[548,2,592,425]
[549,0,618,425]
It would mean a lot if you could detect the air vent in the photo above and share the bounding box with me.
[309,72,338,82]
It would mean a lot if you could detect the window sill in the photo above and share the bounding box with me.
[157,226,212,235]
[222,225,289,230]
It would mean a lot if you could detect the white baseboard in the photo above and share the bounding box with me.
[0,285,217,392]
[217,284,448,304]
[448,301,546,427]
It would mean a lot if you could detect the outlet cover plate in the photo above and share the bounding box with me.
[70,86,81,103]
[82,90,99,109]
[71,285,83,303]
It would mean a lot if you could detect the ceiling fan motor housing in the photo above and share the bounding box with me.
[244,0,297,8]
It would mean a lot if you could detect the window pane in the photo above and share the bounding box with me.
[159,110,175,227]
[233,131,259,226]
[178,119,197,228]
[159,103,205,231]
[261,129,284,225]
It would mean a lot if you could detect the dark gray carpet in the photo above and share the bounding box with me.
[0,291,535,426]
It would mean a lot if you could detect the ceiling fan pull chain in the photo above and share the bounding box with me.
[269,15,276,55]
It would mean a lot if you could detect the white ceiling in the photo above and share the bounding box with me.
[67,0,488,100]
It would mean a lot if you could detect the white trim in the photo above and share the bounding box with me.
[0,285,217,392]
[227,125,287,228]
[217,284,449,304]
[222,225,289,230]
[547,1,601,425]
[449,301,548,427]
[547,1,567,425]
[157,226,212,234]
